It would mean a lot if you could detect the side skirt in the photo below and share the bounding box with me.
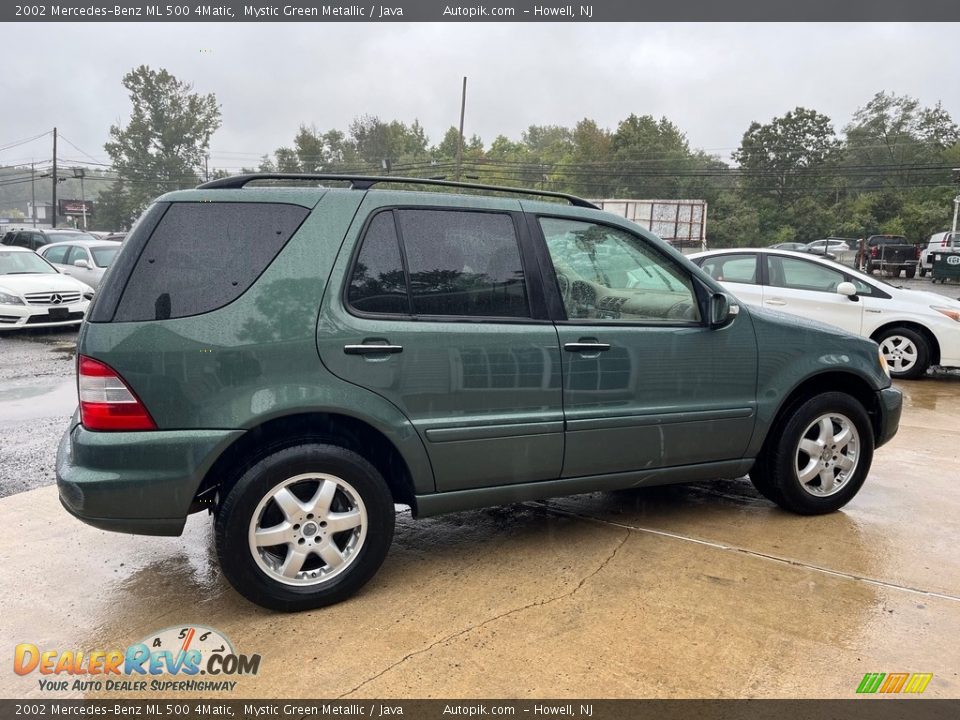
[413,459,754,518]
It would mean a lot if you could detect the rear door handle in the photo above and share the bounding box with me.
[344,342,403,355]
[764,299,787,306]
[564,341,611,352]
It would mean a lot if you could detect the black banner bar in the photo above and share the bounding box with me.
[4,0,960,22]
[1,700,958,720]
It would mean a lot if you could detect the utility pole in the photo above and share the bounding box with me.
[952,169,960,236]
[74,168,87,229]
[51,127,58,228]
[455,77,467,182]
[30,162,36,227]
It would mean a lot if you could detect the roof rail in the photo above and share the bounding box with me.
[196,173,599,209]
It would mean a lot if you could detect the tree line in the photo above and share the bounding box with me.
[90,66,960,245]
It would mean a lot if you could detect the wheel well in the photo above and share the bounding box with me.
[195,413,417,513]
[766,372,883,448]
[870,322,940,366]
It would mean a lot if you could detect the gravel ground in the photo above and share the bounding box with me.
[0,327,78,499]
[0,326,77,383]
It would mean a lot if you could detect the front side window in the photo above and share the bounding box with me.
[768,256,845,293]
[347,209,531,319]
[540,217,700,323]
[64,246,88,266]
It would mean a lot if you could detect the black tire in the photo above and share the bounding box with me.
[865,260,874,274]
[919,266,927,278]
[750,392,874,515]
[905,267,916,279]
[215,443,395,611]
[876,326,930,380]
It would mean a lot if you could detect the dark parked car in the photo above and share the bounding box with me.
[2,227,98,251]
[57,174,902,611]
[863,235,920,278]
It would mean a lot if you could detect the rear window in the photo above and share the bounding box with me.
[113,202,308,322]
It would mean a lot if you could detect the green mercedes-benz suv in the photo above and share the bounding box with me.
[56,174,902,611]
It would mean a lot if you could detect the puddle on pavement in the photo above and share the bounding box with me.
[0,379,76,422]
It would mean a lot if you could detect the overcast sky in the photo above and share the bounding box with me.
[2,22,957,171]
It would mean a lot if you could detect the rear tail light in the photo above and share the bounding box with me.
[870,247,879,258]
[916,245,922,259]
[78,355,156,431]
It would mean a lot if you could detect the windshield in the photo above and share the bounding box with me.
[0,250,58,275]
[91,246,120,267]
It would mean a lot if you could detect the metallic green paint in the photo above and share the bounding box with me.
[56,186,903,536]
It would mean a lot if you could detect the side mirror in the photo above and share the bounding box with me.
[73,259,91,269]
[837,281,858,299]
[709,292,739,328]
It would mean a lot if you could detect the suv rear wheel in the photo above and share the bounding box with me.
[215,444,395,611]
[750,392,874,515]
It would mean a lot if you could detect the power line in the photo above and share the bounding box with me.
[0,131,52,154]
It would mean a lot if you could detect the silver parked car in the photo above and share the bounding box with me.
[39,239,121,289]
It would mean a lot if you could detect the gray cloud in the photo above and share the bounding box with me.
[2,22,958,170]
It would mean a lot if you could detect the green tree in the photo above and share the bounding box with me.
[103,66,221,227]
[844,92,959,188]
[733,107,842,209]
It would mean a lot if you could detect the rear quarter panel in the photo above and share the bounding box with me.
[77,191,435,493]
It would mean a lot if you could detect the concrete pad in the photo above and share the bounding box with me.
[1,378,958,699]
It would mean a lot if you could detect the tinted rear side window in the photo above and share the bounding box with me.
[347,212,409,314]
[397,210,529,318]
[114,202,308,322]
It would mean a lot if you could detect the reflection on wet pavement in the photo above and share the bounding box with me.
[0,372,958,699]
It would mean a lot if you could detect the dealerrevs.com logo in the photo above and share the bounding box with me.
[14,625,261,693]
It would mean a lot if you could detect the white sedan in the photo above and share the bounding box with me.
[38,239,121,289]
[690,248,960,379]
[0,247,94,330]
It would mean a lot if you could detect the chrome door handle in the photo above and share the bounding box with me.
[564,342,611,352]
[344,343,403,355]
[764,299,787,306]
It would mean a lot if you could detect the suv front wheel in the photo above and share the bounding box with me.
[750,392,874,514]
[215,444,395,611]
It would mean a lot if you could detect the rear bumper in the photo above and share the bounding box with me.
[874,387,903,449]
[56,414,242,536]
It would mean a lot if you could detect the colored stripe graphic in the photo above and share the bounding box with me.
[857,672,932,694]
[857,673,885,693]
[903,673,933,694]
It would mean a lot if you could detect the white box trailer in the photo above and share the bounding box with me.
[589,199,707,252]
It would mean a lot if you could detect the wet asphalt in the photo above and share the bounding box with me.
[1,282,960,699]
[0,327,77,498]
